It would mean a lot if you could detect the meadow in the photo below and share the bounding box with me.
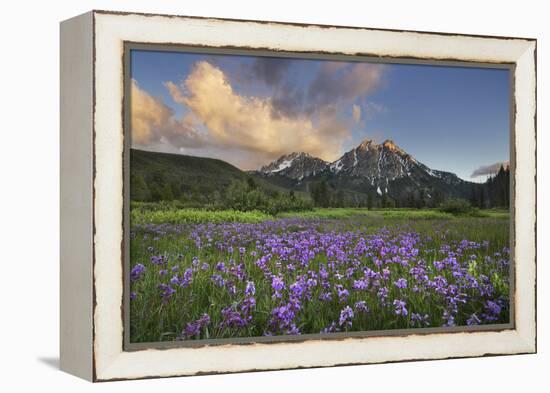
[129,206,510,342]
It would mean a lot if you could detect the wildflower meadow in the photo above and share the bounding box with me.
[129,208,510,343]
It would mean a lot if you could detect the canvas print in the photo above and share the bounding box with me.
[127,49,511,344]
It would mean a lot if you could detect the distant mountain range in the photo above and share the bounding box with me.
[254,138,471,205]
[130,138,507,208]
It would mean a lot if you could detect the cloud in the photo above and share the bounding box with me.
[130,79,205,148]
[307,62,385,108]
[250,57,292,87]
[352,104,361,123]
[471,161,510,178]
[165,61,349,168]
[163,80,186,104]
[270,86,306,119]
[269,61,386,121]
[133,58,387,169]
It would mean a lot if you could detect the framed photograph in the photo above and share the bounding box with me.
[60,10,537,381]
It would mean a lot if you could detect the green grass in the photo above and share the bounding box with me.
[129,210,510,342]
[131,207,273,225]
[131,203,510,226]
[279,207,509,221]
[483,209,510,219]
[278,207,370,220]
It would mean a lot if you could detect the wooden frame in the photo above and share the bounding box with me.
[60,10,536,382]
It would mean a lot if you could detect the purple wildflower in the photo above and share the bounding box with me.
[466,313,481,326]
[354,300,369,313]
[158,283,176,302]
[210,274,225,287]
[130,263,146,282]
[219,306,248,329]
[180,313,211,339]
[338,306,354,327]
[337,286,350,302]
[271,275,285,291]
[320,321,340,334]
[485,300,502,316]
[393,299,408,316]
[395,278,407,289]
[245,281,256,296]
[411,313,430,327]
[150,255,167,266]
[352,279,369,290]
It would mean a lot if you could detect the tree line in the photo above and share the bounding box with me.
[132,165,510,212]
[310,166,510,210]
[310,181,444,209]
[131,173,312,215]
[469,165,510,209]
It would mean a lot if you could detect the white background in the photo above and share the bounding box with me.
[0,0,546,391]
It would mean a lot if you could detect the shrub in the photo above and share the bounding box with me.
[438,198,473,215]
[223,180,313,215]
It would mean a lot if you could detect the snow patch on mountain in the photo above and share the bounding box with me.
[270,158,295,173]
[330,159,344,173]
[256,137,467,194]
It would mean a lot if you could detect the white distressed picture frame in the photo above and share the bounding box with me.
[60,10,536,382]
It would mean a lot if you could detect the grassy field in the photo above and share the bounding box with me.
[131,203,509,224]
[129,205,510,342]
[131,206,272,225]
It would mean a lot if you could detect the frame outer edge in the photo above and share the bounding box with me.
[60,11,95,382]
[91,11,538,380]
[512,41,537,353]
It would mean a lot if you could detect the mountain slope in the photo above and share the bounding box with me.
[329,139,462,185]
[130,148,287,202]
[260,152,328,180]
[254,138,474,205]
[130,136,483,208]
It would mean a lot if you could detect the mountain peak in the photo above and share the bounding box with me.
[382,139,400,151]
[259,151,328,180]
[358,138,374,149]
[357,138,402,153]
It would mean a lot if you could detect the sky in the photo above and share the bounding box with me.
[130,49,510,182]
